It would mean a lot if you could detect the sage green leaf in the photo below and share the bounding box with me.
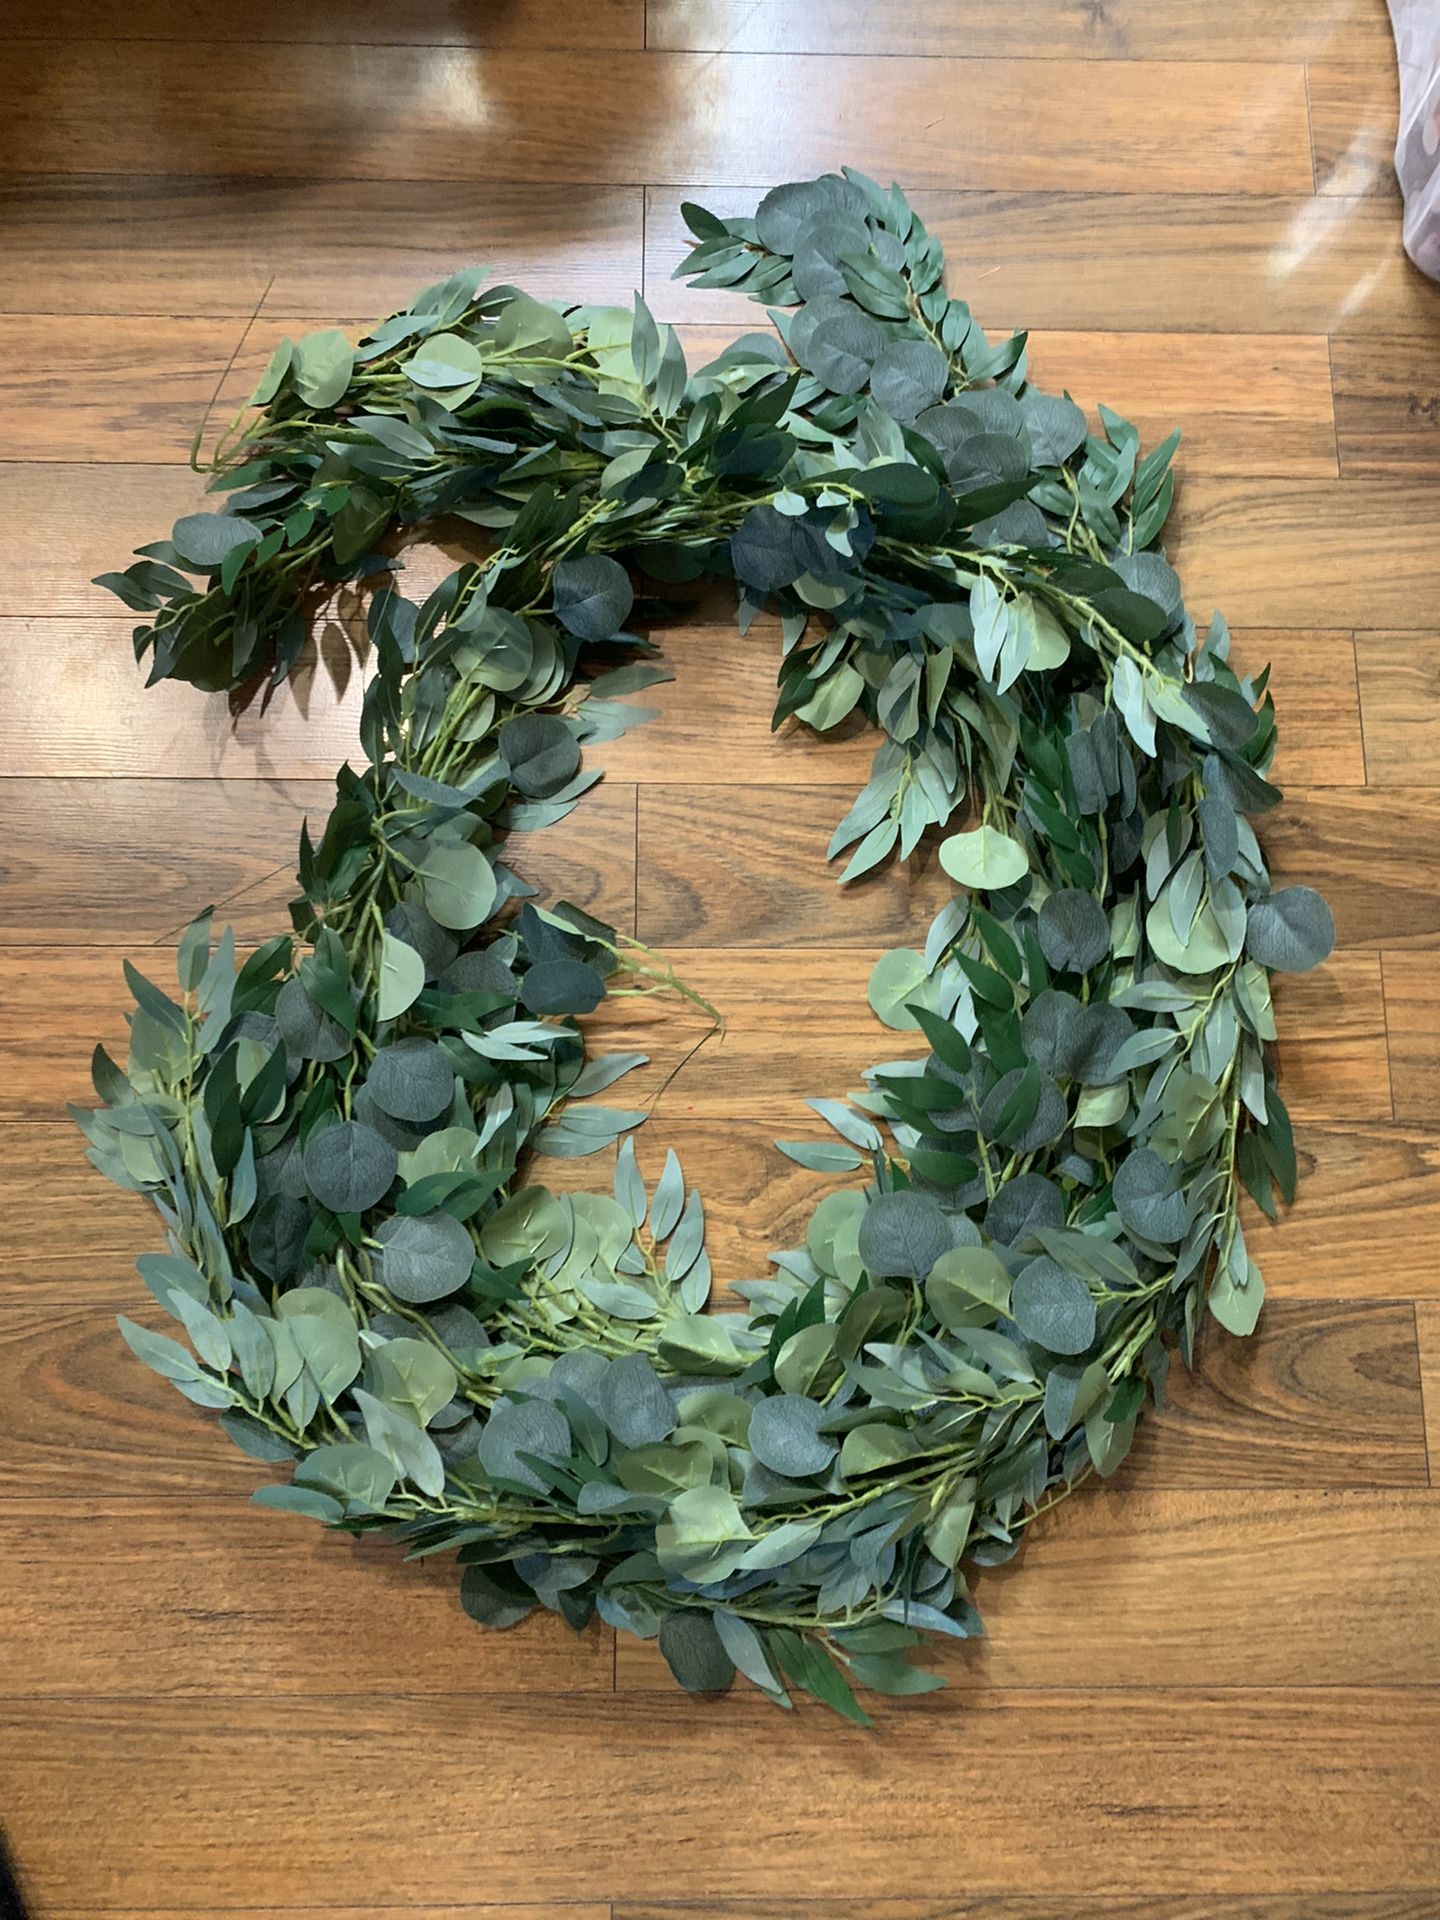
[1010,1258,1097,1355]
[748,1394,837,1478]
[292,328,355,408]
[1112,1147,1190,1244]
[296,1442,398,1511]
[1038,889,1111,973]
[1245,886,1335,973]
[867,947,930,1029]
[461,1564,534,1628]
[375,1210,475,1303]
[656,1484,754,1583]
[171,513,261,571]
[366,1038,455,1124]
[858,1190,951,1280]
[552,554,634,640]
[353,1388,446,1497]
[658,1610,735,1694]
[478,1398,570,1494]
[419,842,498,931]
[377,932,426,1021]
[301,1120,398,1214]
[940,825,1029,890]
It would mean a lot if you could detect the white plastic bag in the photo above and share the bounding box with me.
[1388,0,1440,280]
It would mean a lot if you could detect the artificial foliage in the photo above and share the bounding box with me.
[83,171,1335,1720]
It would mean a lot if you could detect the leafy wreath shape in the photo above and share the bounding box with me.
[83,170,1335,1721]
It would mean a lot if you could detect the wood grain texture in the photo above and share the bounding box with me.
[617,1903,1440,1920]
[0,176,643,317]
[0,1497,614,1695]
[1356,632,1440,784]
[0,778,637,947]
[1332,329,1440,477]
[2,1692,1436,1909]
[546,1115,1440,1305]
[1264,788,1440,949]
[617,1487,1440,1690]
[1383,951,1440,1124]
[1168,477,1440,629]
[12,0,643,46]
[1309,61,1402,198]
[15,1487,1438,1700]
[0,313,245,462]
[0,46,1315,192]
[649,0,1396,60]
[3,10,1438,1911]
[1419,1303,1440,1478]
[0,617,367,780]
[645,188,1432,338]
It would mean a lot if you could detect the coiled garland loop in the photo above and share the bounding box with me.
[82,171,1334,1719]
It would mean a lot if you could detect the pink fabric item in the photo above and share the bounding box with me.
[1388,0,1440,279]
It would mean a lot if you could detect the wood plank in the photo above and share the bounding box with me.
[1309,61,1401,197]
[1332,330,1440,478]
[1268,953,1390,1123]
[0,777,325,945]
[1264,788,1440,950]
[1133,1299,1426,1487]
[0,617,366,780]
[616,1487,1440,1691]
[1250,1124,1440,1300]
[671,321,1338,480]
[1356,632,1440,784]
[1383,951,1440,1124]
[589,948,1391,1126]
[49,1912,604,1920]
[0,1498,614,1695]
[0,463,202,616]
[12,0,641,45]
[635,787,953,945]
[0,176,644,317]
[618,1903,1440,1920]
[0,314,250,463]
[0,777,636,948]
[1419,1303,1440,1479]
[645,187,1431,338]
[0,46,1316,192]
[1236,629,1363,786]
[2,1692,1436,1907]
[649,0,1395,60]
[1167,477,1440,630]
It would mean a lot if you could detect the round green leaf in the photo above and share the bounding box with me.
[867,946,930,1029]
[940,826,1029,891]
[375,1210,476,1303]
[1038,889,1112,973]
[1245,886,1335,974]
[1112,1146,1190,1245]
[301,1120,398,1215]
[419,842,498,932]
[552,554,634,640]
[1010,1258,1097,1355]
[858,1190,951,1281]
[365,1037,455,1124]
[747,1393,837,1478]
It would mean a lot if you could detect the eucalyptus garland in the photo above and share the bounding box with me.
[82,171,1335,1721]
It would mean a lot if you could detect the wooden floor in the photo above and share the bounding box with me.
[2,1,1439,1912]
